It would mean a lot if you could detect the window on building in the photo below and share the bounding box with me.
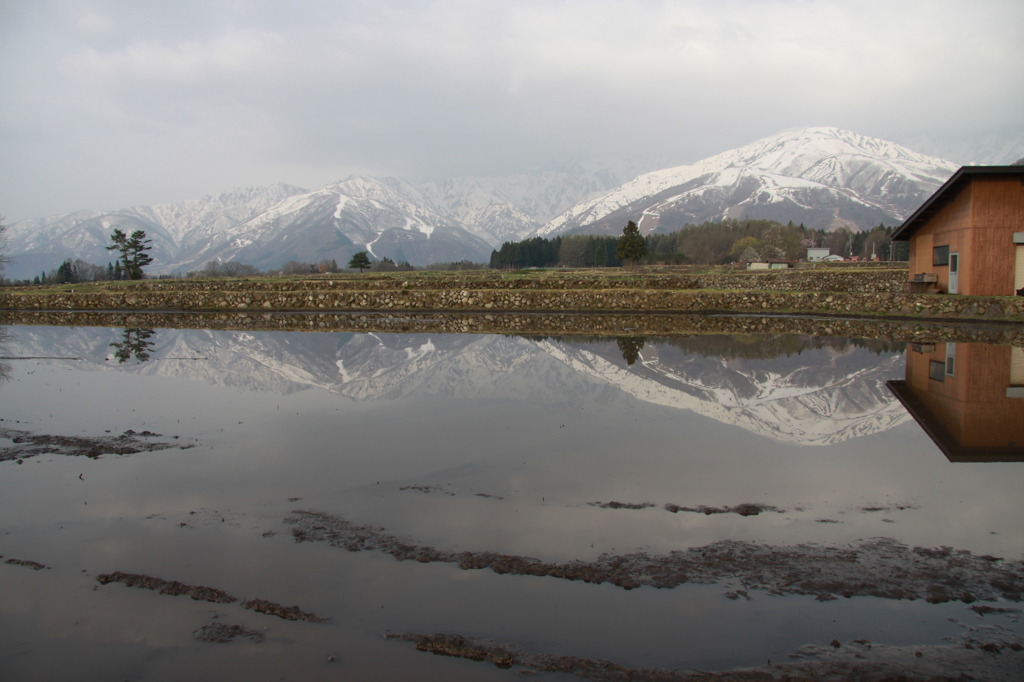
[929,360,946,382]
[933,245,950,266]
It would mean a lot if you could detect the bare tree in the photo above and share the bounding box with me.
[0,214,8,278]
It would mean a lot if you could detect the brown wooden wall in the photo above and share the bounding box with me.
[908,177,1024,296]
[904,343,1024,449]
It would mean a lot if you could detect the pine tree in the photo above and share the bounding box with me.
[106,229,154,280]
[348,251,371,272]
[616,220,647,266]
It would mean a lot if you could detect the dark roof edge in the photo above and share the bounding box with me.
[891,165,1024,241]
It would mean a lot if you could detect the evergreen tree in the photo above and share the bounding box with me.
[348,251,371,272]
[106,228,154,280]
[56,259,75,283]
[616,337,646,365]
[616,220,647,265]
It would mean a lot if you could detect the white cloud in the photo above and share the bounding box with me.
[1,0,1022,220]
[59,29,287,87]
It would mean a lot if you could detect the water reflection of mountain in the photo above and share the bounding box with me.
[541,335,908,446]
[5,326,908,446]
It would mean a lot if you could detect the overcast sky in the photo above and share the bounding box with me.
[1,0,1021,222]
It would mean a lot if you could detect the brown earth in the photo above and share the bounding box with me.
[287,510,1024,602]
[95,571,327,622]
[386,629,1024,681]
[0,426,194,462]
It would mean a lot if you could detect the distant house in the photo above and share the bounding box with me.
[891,166,1024,295]
[747,260,792,270]
[806,247,830,262]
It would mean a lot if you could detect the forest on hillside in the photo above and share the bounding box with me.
[489,220,908,269]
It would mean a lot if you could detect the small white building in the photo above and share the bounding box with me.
[747,260,792,270]
[806,247,830,262]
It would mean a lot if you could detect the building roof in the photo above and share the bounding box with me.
[890,165,1024,241]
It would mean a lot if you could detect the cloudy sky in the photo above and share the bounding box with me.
[1,0,1021,222]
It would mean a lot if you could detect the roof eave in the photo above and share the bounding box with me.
[891,166,1024,241]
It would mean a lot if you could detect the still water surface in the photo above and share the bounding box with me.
[1,325,1022,680]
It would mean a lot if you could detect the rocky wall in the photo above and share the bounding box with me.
[2,309,1022,346]
[1,286,1022,322]
[13,268,908,294]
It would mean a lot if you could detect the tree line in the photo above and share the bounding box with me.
[3,217,910,285]
[7,229,433,284]
[490,220,908,268]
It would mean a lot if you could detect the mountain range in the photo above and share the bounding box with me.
[2,326,908,447]
[0,126,996,280]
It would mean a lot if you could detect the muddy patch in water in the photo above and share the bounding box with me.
[96,571,237,604]
[386,628,1024,681]
[193,622,265,644]
[663,502,782,516]
[589,501,657,510]
[287,510,1024,602]
[95,571,326,622]
[4,557,50,570]
[0,426,194,461]
[241,598,327,622]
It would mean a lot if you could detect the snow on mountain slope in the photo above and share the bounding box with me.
[537,127,958,236]
[130,183,307,245]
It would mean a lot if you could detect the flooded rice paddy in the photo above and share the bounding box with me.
[1,322,1023,680]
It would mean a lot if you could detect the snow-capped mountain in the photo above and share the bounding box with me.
[168,177,501,273]
[4,326,908,446]
[1,127,973,279]
[3,165,627,279]
[536,127,959,237]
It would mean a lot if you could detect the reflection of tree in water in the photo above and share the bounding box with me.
[615,336,646,366]
[0,327,11,383]
[110,328,156,364]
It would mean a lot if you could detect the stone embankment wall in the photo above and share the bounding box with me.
[1,269,1022,322]
[3,309,1022,347]
[17,268,906,294]
[2,288,1023,321]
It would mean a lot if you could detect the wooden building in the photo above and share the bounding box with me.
[891,166,1024,295]
[887,342,1024,462]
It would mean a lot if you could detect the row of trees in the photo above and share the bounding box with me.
[35,259,124,285]
[491,219,908,268]
[488,221,648,269]
[490,234,626,269]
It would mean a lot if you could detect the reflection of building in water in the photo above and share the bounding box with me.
[887,343,1024,462]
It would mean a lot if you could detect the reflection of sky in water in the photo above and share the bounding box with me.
[1,325,1022,679]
